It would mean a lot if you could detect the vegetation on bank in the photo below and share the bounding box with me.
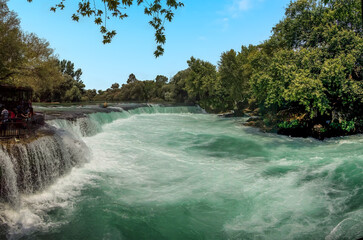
[1,0,362,138]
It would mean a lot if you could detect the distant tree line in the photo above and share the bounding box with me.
[87,73,187,103]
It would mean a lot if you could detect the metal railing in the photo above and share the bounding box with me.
[0,120,28,138]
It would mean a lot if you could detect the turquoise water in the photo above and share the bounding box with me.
[4,106,363,239]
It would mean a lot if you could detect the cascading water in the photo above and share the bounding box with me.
[0,105,362,240]
[0,128,89,204]
[48,105,203,138]
[0,107,202,206]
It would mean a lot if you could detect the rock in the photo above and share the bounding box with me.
[311,124,326,140]
[217,111,235,118]
[313,124,323,131]
[250,108,260,116]
[246,116,262,122]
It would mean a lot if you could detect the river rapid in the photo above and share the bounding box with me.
[1,106,362,240]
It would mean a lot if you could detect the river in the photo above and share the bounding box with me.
[1,106,362,239]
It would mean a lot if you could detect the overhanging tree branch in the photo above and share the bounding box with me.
[26,0,184,57]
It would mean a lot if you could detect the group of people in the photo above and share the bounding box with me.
[0,100,34,137]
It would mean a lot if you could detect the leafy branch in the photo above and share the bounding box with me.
[26,0,184,57]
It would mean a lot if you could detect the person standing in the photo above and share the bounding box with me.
[1,106,9,136]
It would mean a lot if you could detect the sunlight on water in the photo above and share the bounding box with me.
[2,106,363,240]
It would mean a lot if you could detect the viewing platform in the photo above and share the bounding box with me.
[0,84,44,139]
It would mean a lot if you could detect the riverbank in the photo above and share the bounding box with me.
[2,101,360,143]
[242,115,363,140]
[216,107,363,140]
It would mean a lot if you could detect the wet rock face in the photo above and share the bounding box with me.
[0,222,8,240]
[0,127,89,204]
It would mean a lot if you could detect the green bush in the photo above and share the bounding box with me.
[278,120,301,129]
[330,120,355,132]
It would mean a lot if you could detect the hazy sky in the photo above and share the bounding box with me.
[8,0,291,90]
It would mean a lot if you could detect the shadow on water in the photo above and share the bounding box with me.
[185,134,267,159]
[261,165,300,177]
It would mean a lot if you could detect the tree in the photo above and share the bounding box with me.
[322,0,363,23]
[0,0,24,82]
[249,0,362,132]
[272,0,362,50]
[169,69,190,103]
[10,33,66,102]
[124,81,146,101]
[127,73,137,84]
[26,0,184,57]
[111,83,120,89]
[154,75,168,99]
[58,59,85,101]
[59,59,82,81]
[83,89,97,101]
[143,80,155,101]
[218,48,252,109]
[64,85,82,102]
[184,57,226,112]
[155,75,168,84]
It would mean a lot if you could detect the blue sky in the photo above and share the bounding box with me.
[8,0,291,90]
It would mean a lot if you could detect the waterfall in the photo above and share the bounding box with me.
[0,105,207,238]
[0,127,89,205]
[49,105,204,138]
[0,105,202,203]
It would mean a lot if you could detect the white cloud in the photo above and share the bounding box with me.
[215,17,230,31]
[224,0,265,17]
[236,0,251,11]
[229,0,252,13]
[216,0,265,29]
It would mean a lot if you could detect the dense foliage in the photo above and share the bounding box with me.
[249,0,363,135]
[91,74,182,103]
[1,0,362,137]
[0,0,85,102]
